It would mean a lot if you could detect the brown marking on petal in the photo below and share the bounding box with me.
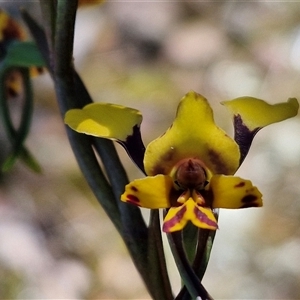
[152,147,176,175]
[126,194,140,203]
[234,182,245,188]
[152,165,166,176]
[130,186,138,192]
[161,146,176,163]
[208,149,229,174]
[242,194,257,203]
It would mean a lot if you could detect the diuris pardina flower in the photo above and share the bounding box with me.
[64,91,298,232]
[0,9,44,98]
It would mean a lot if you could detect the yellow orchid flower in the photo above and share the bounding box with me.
[0,9,26,42]
[65,91,298,232]
[0,9,44,98]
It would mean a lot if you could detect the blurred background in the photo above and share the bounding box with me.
[1,1,300,299]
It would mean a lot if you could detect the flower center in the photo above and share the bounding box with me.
[175,158,207,190]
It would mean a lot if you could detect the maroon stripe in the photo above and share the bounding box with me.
[194,207,218,228]
[163,206,187,232]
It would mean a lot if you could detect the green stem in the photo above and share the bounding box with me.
[194,230,217,280]
[0,67,32,149]
[21,10,52,73]
[176,212,219,300]
[70,134,123,232]
[45,2,171,299]
[182,222,199,263]
[92,138,150,273]
[148,210,173,300]
[28,2,173,298]
[39,0,56,45]
[70,62,151,287]
[0,67,39,171]
[168,231,213,300]
[175,229,210,300]
[51,0,123,230]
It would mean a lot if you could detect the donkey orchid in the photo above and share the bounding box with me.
[64,91,298,232]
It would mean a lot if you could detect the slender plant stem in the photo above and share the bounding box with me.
[148,210,174,300]
[42,2,171,299]
[39,0,56,70]
[176,212,219,300]
[168,231,214,300]
[175,229,210,300]
[27,2,173,298]
[0,67,32,152]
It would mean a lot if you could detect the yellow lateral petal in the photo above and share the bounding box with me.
[222,97,299,131]
[64,103,142,141]
[144,91,240,176]
[209,175,263,209]
[121,175,173,209]
[163,198,218,232]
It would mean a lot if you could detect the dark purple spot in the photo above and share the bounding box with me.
[123,125,146,173]
[242,194,257,203]
[126,194,140,203]
[131,186,138,192]
[234,182,245,188]
[233,114,261,165]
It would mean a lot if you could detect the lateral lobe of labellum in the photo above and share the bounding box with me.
[194,207,218,228]
[163,206,187,232]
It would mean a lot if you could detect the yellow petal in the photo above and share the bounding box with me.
[121,175,173,209]
[222,97,299,131]
[163,205,189,232]
[144,91,240,176]
[163,198,218,232]
[64,103,142,142]
[209,175,263,209]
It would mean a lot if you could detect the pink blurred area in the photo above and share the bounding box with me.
[1,2,300,299]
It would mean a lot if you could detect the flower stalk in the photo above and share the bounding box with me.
[23,1,172,299]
